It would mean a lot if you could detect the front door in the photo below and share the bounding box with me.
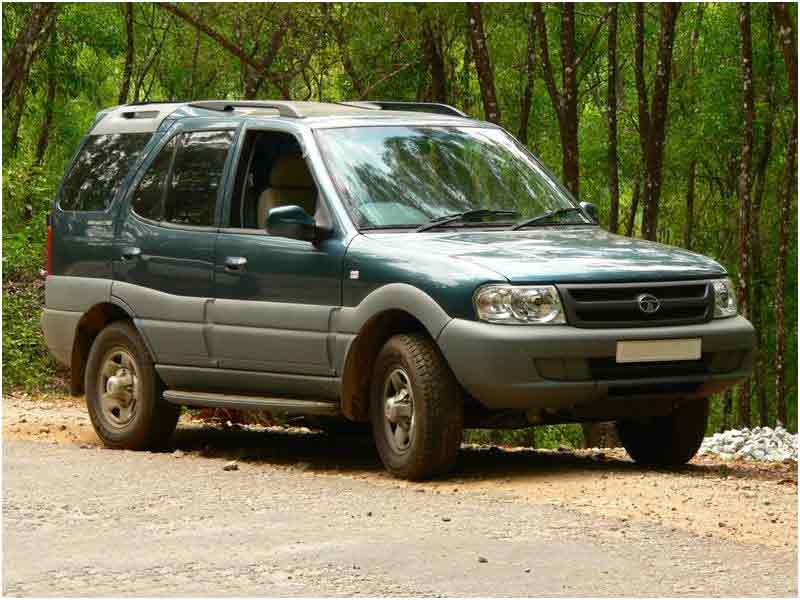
[210,128,345,379]
[114,128,237,368]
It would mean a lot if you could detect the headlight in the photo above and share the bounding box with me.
[713,278,737,318]
[474,284,566,324]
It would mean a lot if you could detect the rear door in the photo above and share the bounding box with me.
[114,127,237,367]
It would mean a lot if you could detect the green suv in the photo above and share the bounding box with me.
[42,100,754,479]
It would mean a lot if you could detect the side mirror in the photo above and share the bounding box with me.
[266,205,331,243]
[579,201,599,223]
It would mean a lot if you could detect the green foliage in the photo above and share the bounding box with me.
[2,280,58,390]
[3,160,54,282]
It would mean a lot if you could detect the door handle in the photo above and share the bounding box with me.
[224,256,247,272]
[121,247,141,261]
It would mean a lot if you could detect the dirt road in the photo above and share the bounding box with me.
[3,395,797,596]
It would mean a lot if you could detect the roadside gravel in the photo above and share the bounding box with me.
[4,438,797,596]
[3,393,796,550]
[3,392,798,595]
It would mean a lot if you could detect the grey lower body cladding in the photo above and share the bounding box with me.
[436,316,755,411]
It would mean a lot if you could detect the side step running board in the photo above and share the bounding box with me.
[163,390,340,416]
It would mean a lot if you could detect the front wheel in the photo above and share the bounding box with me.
[85,321,180,450]
[370,333,464,480]
[616,399,709,466]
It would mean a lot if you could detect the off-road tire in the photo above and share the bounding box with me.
[85,321,179,450]
[616,399,709,466]
[370,333,463,480]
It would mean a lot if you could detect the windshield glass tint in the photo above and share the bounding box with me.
[316,126,584,229]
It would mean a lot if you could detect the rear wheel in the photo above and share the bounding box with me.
[616,399,709,466]
[85,321,179,450]
[370,333,463,480]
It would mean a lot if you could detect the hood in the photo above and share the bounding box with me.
[363,227,726,283]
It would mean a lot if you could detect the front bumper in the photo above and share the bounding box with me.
[437,315,755,411]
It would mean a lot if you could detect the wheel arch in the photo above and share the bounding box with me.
[336,284,454,422]
[69,299,136,396]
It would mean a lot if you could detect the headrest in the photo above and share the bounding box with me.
[269,155,314,189]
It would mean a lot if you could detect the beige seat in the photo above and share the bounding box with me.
[257,155,317,229]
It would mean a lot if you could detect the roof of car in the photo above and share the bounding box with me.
[89,100,479,135]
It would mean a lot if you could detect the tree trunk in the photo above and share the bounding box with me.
[421,14,447,103]
[466,3,501,124]
[118,3,134,105]
[736,2,755,427]
[684,161,695,249]
[188,29,201,99]
[35,38,57,165]
[3,3,58,105]
[640,4,681,241]
[683,5,703,250]
[625,171,641,237]
[772,3,797,426]
[518,5,536,145]
[324,5,364,99]
[461,29,473,114]
[722,390,734,431]
[752,10,776,427]
[559,5,580,198]
[607,4,619,232]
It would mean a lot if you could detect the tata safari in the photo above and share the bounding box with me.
[42,100,754,480]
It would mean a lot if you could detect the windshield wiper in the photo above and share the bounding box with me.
[510,207,585,230]
[416,208,520,232]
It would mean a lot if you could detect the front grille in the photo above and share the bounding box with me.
[558,281,713,328]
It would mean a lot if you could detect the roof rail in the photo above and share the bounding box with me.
[339,101,467,118]
[188,100,304,118]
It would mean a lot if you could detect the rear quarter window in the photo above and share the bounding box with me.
[58,132,152,212]
[163,130,234,227]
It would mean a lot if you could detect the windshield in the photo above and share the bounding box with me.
[316,125,588,229]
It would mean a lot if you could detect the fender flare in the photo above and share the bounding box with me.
[333,283,451,339]
[333,284,453,421]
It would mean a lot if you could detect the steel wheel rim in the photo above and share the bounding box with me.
[382,367,415,454]
[97,347,139,429]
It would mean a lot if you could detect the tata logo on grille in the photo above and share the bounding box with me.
[636,293,661,314]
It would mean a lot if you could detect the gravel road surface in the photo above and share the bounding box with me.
[3,396,797,596]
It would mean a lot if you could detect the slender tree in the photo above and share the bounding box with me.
[751,9,777,427]
[606,3,620,232]
[736,2,755,427]
[771,2,797,426]
[532,4,610,198]
[35,30,58,165]
[635,3,681,241]
[420,11,447,103]
[3,3,58,105]
[683,4,704,250]
[518,5,537,145]
[118,3,134,105]
[625,171,641,237]
[466,3,501,124]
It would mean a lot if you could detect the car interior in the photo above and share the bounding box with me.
[229,130,321,230]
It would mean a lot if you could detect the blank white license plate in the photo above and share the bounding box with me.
[616,338,702,363]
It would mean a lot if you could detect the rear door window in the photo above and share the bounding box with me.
[58,132,151,211]
[164,130,234,227]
